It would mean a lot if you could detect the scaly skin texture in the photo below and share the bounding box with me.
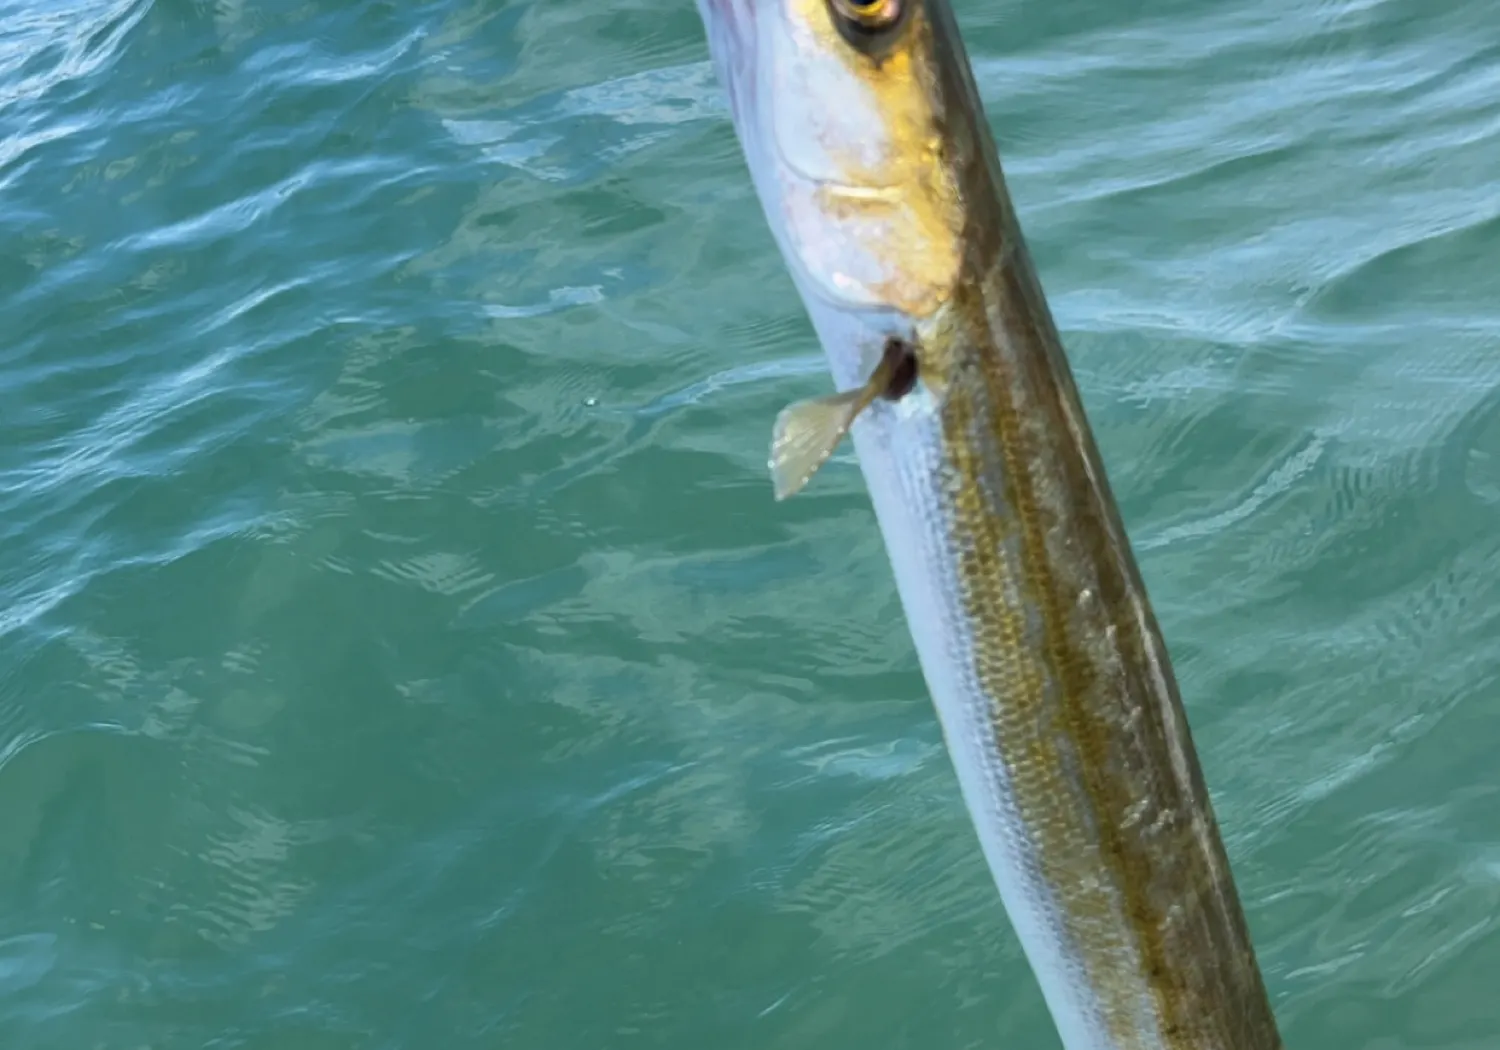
[696,0,1285,1046]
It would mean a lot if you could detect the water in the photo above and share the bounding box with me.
[2,0,1498,1046]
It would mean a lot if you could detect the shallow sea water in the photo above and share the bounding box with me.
[2,0,1499,1046]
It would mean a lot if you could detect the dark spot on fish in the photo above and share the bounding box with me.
[879,336,918,401]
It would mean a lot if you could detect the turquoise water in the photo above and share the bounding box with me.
[3,0,1499,1045]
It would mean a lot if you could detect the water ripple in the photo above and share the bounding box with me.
[2,0,1499,1046]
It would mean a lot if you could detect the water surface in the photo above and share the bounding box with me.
[2,0,1498,1046]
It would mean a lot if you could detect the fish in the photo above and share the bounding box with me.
[692,1,1286,1047]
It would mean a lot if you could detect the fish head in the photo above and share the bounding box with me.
[697,0,996,392]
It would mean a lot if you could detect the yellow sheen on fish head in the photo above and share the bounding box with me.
[768,0,964,319]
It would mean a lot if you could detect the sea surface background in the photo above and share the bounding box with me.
[3,0,1499,1046]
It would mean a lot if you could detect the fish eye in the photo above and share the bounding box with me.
[826,0,905,42]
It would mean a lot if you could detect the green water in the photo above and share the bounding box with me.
[3,0,1499,1046]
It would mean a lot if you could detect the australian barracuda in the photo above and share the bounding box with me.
[693,0,1285,1047]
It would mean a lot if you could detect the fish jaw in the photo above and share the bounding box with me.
[696,0,967,327]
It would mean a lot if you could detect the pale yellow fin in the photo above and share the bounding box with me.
[769,389,866,500]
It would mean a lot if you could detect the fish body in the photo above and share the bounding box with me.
[694,1,1285,1048]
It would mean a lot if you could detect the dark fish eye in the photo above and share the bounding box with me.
[826,0,905,40]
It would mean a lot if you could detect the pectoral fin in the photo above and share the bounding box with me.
[768,337,917,500]
[769,388,868,500]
